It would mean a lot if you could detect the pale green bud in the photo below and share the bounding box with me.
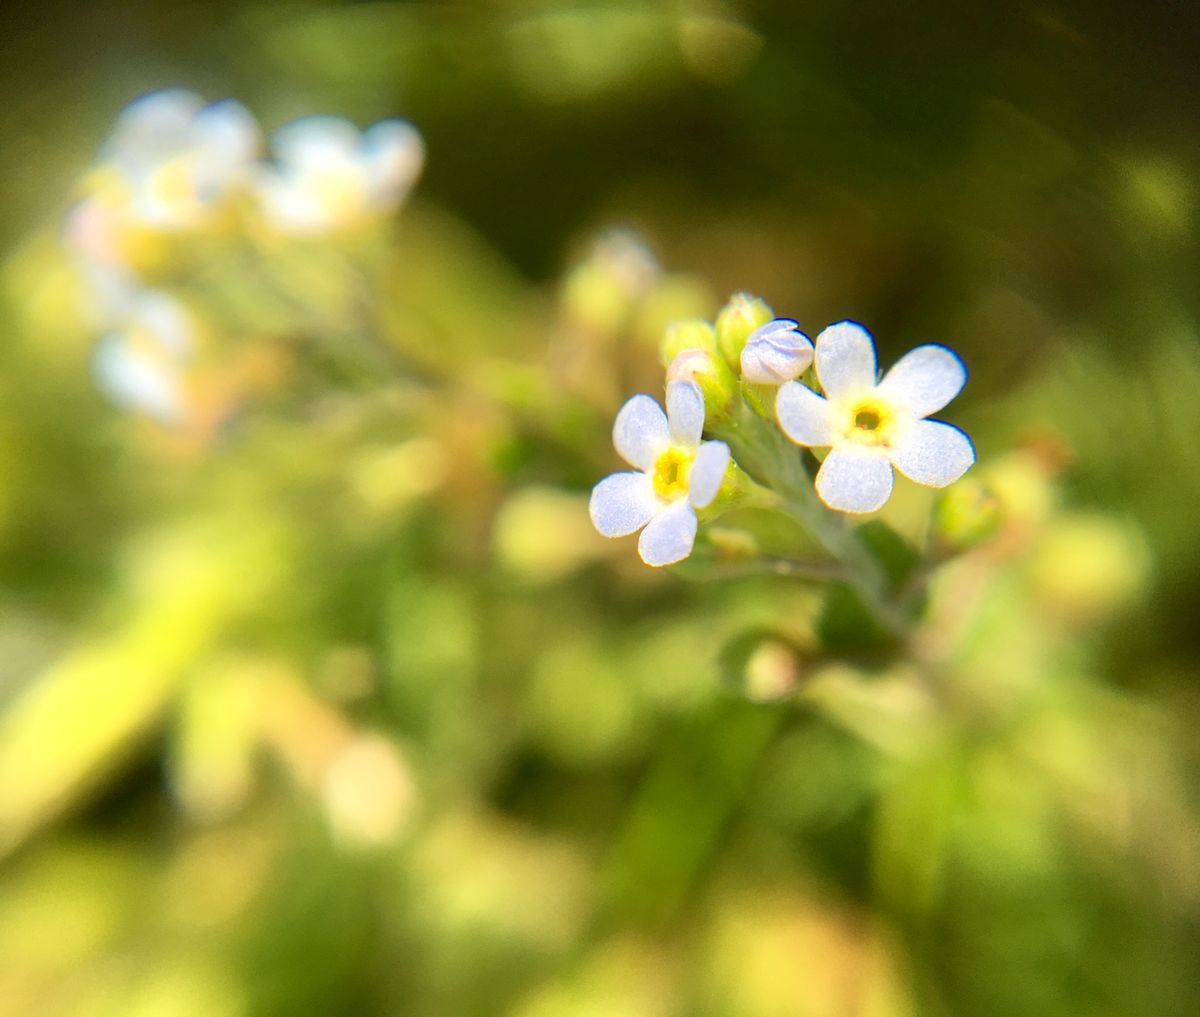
[666,347,737,422]
[659,318,717,366]
[719,629,807,702]
[715,292,773,369]
[932,477,1002,552]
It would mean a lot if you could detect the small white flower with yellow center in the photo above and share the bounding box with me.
[256,116,425,234]
[776,321,975,513]
[590,381,731,566]
[102,88,261,228]
[740,318,814,384]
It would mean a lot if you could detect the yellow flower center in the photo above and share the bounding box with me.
[304,166,366,221]
[652,446,694,500]
[148,158,199,217]
[841,395,899,447]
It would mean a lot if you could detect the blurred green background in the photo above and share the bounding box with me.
[1,2,1199,1016]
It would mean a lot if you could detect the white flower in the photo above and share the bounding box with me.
[740,318,814,384]
[102,88,260,228]
[775,321,975,514]
[92,290,196,425]
[256,116,424,234]
[590,381,731,566]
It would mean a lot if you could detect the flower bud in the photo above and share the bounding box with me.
[931,476,1002,552]
[659,317,717,366]
[715,292,773,369]
[739,318,814,384]
[563,230,659,338]
[719,629,808,702]
[667,347,737,422]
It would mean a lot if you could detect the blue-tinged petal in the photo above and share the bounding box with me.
[689,441,730,508]
[776,381,833,447]
[741,320,814,384]
[666,379,705,448]
[93,335,186,425]
[815,447,894,513]
[363,119,425,205]
[193,100,261,175]
[878,344,966,418]
[750,318,802,342]
[612,393,670,470]
[109,89,204,167]
[637,499,698,566]
[890,419,975,487]
[589,470,660,537]
[814,321,877,397]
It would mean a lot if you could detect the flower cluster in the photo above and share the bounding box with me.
[591,294,975,566]
[65,88,425,427]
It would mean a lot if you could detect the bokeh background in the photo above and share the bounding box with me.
[1,2,1199,1016]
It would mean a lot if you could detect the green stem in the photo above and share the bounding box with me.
[715,403,909,638]
[705,555,848,583]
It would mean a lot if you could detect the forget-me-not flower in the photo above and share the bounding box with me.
[101,88,260,229]
[776,321,974,513]
[590,381,730,566]
[256,116,424,234]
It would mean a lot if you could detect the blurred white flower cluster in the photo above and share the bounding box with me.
[65,88,425,429]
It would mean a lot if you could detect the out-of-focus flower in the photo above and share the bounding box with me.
[590,381,730,566]
[92,289,197,425]
[740,318,814,384]
[562,228,661,338]
[100,88,260,230]
[256,116,424,234]
[776,322,974,513]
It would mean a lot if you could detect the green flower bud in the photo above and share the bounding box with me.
[932,477,1002,552]
[719,629,807,702]
[715,292,773,369]
[667,347,737,422]
[659,318,717,366]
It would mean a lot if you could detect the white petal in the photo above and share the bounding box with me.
[741,320,814,384]
[749,318,802,342]
[890,420,975,488]
[878,344,967,418]
[110,89,203,167]
[272,116,360,171]
[814,321,878,397]
[589,471,660,537]
[132,291,193,357]
[776,382,834,447]
[689,441,729,508]
[815,447,894,514]
[192,100,261,180]
[363,119,424,206]
[612,393,671,470]
[638,500,698,566]
[93,336,186,425]
[666,380,705,448]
